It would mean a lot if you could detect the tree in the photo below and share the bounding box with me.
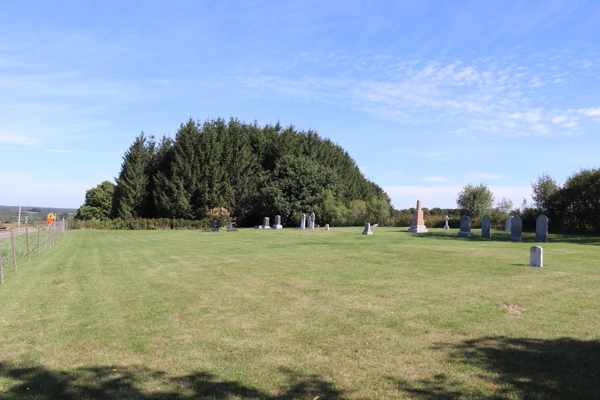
[75,181,115,220]
[114,133,152,218]
[456,183,494,218]
[495,197,514,214]
[546,168,600,233]
[258,155,342,225]
[531,173,560,213]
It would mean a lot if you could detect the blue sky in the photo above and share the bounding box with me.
[1,0,599,210]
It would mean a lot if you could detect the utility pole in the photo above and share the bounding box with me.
[17,197,23,227]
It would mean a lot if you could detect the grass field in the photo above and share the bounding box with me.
[0,227,599,399]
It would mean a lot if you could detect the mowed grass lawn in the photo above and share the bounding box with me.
[0,227,599,400]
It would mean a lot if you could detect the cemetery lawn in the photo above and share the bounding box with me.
[0,227,599,400]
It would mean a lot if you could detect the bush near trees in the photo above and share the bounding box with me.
[76,118,391,226]
[75,181,115,221]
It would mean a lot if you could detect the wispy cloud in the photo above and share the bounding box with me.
[45,149,72,153]
[423,176,447,182]
[0,133,41,146]
[578,107,600,117]
[238,51,600,138]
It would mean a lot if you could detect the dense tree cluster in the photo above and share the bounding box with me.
[537,168,600,233]
[76,118,391,226]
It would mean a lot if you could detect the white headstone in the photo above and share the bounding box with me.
[362,223,373,235]
[443,215,449,230]
[530,246,543,267]
[324,224,329,230]
[300,214,305,229]
[273,215,283,229]
[263,217,271,229]
[311,212,316,228]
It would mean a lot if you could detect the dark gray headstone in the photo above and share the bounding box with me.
[511,215,522,241]
[362,222,373,235]
[211,220,219,232]
[505,216,513,232]
[275,215,281,225]
[535,215,548,242]
[482,214,492,238]
[263,217,270,229]
[456,216,472,237]
[300,214,305,229]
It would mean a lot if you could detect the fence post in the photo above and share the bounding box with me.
[10,229,17,271]
[26,226,31,261]
[44,227,48,251]
[1,254,4,284]
[37,226,41,256]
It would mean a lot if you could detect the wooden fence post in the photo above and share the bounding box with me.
[26,226,31,261]
[37,226,41,256]
[10,229,17,271]
[1,254,4,284]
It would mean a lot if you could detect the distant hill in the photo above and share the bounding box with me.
[0,205,76,224]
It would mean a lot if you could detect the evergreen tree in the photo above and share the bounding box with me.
[114,133,152,218]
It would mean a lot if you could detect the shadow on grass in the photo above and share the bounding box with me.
[390,336,600,400]
[0,364,349,400]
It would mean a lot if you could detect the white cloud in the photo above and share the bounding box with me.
[578,107,600,117]
[509,110,543,123]
[562,121,578,128]
[531,124,550,135]
[423,176,447,182]
[551,116,568,123]
[0,133,41,145]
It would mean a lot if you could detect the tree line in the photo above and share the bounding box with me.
[76,118,391,226]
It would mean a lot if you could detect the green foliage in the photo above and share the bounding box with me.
[495,197,514,214]
[113,133,153,218]
[532,172,560,213]
[456,183,495,218]
[75,181,115,220]
[71,217,211,230]
[546,168,600,233]
[107,118,389,226]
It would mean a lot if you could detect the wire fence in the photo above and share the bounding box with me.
[0,220,68,284]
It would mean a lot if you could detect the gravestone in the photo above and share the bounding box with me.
[362,223,373,235]
[263,217,271,229]
[311,212,316,229]
[443,216,449,230]
[273,215,283,229]
[211,220,219,232]
[482,214,492,238]
[307,216,313,229]
[456,216,472,237]
[227,222,233,231]
[536,215,548,242]
[505,216,513,232]
[407,199,428,233]
[511,215,522,241]
[530,246,543,267]
[300,214,306,229]
[324,224,329,230]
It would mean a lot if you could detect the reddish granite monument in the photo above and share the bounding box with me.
[407,199,428,233]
